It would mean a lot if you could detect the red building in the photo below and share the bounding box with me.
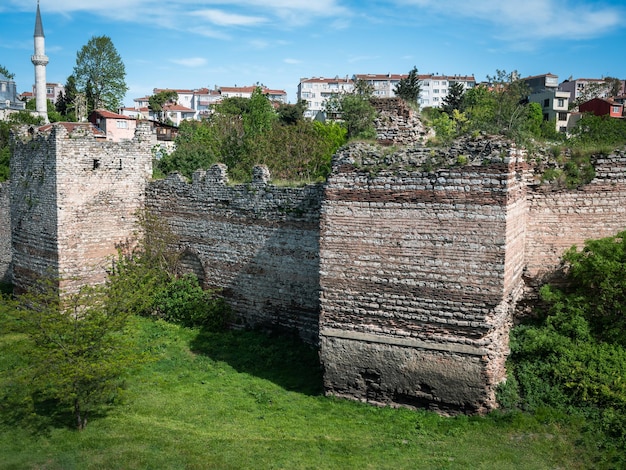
[579,97,624,118]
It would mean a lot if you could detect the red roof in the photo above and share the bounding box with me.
[38,122,106,137]
[91,109,132,120]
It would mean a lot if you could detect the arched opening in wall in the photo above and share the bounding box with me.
[178,249,205,287]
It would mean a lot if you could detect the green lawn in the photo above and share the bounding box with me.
[0,318,598,469]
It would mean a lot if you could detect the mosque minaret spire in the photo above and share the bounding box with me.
[32,0,49,123]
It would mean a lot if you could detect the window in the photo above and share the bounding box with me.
[433,97,439,102]
[558,112,568,121]
[433,89,439,94]
[433,81,439,85]
[613,106,621,114]
[441,81,447,86]
[46,87,53,95]
[543,99,550,108]
[423,81,430,86]
[116,120,128,129]
[557,98,565,107]
[559,126,567,133]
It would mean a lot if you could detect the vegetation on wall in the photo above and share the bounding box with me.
[501,230,626,468]
[156,87,347,182]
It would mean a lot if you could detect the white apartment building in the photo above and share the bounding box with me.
[297,76,354,119]
[529,90,572,133]
[418,75,476,108]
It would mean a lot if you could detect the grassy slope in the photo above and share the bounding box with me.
[0,318,594,470]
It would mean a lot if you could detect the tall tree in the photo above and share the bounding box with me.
[441,81,465,115]
[73,36,128,113]
[148,90,178,123]
[55,74,78,121]
[394,66,422,105]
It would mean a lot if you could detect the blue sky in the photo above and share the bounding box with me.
[1,0,625,106]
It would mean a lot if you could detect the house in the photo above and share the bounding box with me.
[161,103,196,126]
[579,97,624,118]
[89,109,137,141]
[528,90,572,133]
[219,85,287,103]
[297,76,355,119]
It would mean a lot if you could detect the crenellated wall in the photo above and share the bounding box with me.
[146,165,324,343]
[0,181,10,284]
[10,122,152,292]
[318,143,528,412]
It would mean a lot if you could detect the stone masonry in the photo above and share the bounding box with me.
[0,181,10,284]
[10,122,152,293]
[3,103,626,413]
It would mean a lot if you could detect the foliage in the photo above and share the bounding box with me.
[337,93,377,140]
[0,317,598,468]
[0,121,10,182]
[441,81,465,115]
[25,98,62,123]
[0,279,143,430]
[0,64,15,80]
[525,102,543,137]
[107,210,230,330]
[148,90,178,123]
[569,113,626,147]
[507,231,626,467]
[276,100,307,125]
[158,98,344,182]
[153,275,230,329]
[55,75,78,122]
[73,35,128,113]
[394,66,422,106]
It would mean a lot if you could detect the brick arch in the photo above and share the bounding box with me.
[178,249,205,287]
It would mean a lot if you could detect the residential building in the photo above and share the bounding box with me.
[353,73,404,98]
[219,85,287,103]
[579,97,624,118]
[89,109,137,142]
[528,90,572,133]
[418,74,476,108]
[522,73,559,93]
[297,76,354,119]
[30,82,64,104]
[559,78,614,104]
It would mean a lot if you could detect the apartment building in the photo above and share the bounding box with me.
[559,78,614,104]
[297,76,354,119]
[419,74,476,108]
[529,90,572,133]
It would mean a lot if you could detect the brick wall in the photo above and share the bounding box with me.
[525,150,626,284]
[0,181,10,284]
[319,143,527,412]
[10,123,152,292]
[146,165,324,343]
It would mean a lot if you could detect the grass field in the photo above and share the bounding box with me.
[0,317,601,469]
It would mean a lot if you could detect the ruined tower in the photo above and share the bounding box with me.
[31,1,49,123]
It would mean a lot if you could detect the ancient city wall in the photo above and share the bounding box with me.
[0,181,11,284]
[524,150,626,285]
[11,123,152,292]
[319,143,528,413]
[146,165,324,343]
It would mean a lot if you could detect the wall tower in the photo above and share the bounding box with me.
[31,1,49,123]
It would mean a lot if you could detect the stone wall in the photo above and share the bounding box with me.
[10,123,153,292]
[0,181,10,284]
[524,150,626,285]
[146,165,324,343]
[319,143,528,413]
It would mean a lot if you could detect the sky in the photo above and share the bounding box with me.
[1,0,625,107]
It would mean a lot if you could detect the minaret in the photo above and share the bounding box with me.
[31,1,49,123]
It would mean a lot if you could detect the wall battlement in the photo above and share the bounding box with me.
[3,118,626,413]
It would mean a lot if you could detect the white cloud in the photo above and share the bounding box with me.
[170,57,208,67]
[396,0,624,41]
[193,9,266,27]
[284,58,302,64]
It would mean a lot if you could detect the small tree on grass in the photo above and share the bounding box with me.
[1,280,143,430]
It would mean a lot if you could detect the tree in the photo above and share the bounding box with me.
[1,280,143,430]
[441,81,465,115]
[73,36,128,113]
[244,87,277,137]
[394,66,422,106]
[277,100,307,125]
[0,64,14,80]
[149,90,178,123]
[25,98,62,123]
[55,75,78,121]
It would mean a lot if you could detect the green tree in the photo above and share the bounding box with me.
[394,66,422,106]
[340,93,377,140]
[277,100,307,125]
[525,102,543,137]
[1,280,143,430]
[244,87,277,137]
[441,81,465,115]
[0,64,14,80]
[148,90,178,123]
[26,98,61,123]
[55,75,78,121]
[73,36,128,113]
[0,121,10,182]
